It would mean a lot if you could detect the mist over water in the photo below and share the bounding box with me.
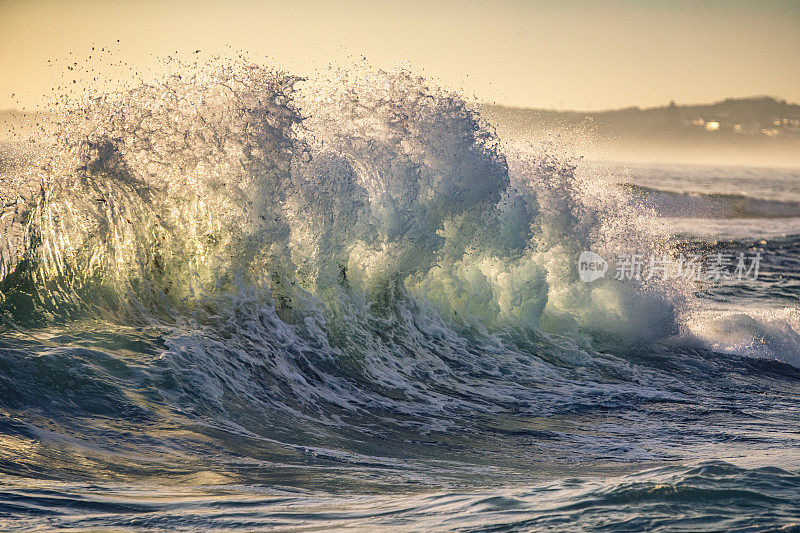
[1,58,799,530]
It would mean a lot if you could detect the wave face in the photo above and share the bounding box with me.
[0,65,674,331]
[1,60,799,530]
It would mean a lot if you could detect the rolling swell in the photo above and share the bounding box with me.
[622,183,800,219]
[1,461,799,531]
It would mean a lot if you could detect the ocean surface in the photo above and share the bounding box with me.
[1,62,799,531]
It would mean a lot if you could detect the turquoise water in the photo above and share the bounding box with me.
[1,61,799,530]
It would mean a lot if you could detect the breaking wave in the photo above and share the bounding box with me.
[0,60,684,340]
[1,60,798,511]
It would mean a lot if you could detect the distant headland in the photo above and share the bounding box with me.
[482,97,800,167]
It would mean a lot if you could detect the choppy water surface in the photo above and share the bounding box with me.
[0,59,798,530]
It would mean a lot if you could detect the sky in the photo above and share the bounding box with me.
[1,0,799,111]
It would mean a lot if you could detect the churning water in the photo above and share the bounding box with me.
[1,60,799,531]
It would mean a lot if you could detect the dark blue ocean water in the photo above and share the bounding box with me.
[1,67,799,530]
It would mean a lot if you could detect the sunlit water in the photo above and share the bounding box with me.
[1,60,799,530]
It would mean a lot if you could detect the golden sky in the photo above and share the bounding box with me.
[1,0,799,111]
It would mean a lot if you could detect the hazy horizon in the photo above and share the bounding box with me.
[2,94,798,115]
[5,95,799,168]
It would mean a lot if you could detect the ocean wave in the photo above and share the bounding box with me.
[2,461,799,531]
[1,60,799,503]
[622,183,800,219]
[686,306,800,368]
[0,60,682,342]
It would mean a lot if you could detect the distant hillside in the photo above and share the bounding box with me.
[3,99,800,167]
[481,97,800,167]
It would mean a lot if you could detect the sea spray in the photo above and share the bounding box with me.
[1,59,684,346]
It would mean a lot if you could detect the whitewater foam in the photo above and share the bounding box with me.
[0,59,687,348]
[0,58,796,457]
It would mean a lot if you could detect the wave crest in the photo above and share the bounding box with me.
[1,59,682,347]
